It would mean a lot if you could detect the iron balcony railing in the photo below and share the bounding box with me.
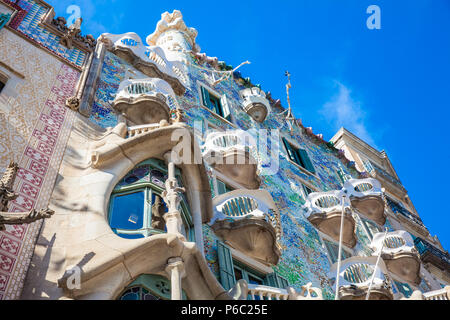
[385,197,426,228]
[414,238,450,269]
[363,160,404,190]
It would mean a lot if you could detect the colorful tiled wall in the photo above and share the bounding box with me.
[88,47,416,299]
[11,0,86,67]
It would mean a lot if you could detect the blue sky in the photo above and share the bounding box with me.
[47,0,450,250]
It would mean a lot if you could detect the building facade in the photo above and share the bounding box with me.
[0,1,448,300]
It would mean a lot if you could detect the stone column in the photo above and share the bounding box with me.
[165,257,185,300]
[162,152,185,237]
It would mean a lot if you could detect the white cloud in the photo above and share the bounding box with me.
[320,81,377,148]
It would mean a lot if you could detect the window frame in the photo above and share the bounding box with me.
[0,72,8,94]
[281,137,316,175]
[322,238,353,264]
[197,81,234,125]
[108,159,194,240]
[233,260,266,285]
[361,216,382,240]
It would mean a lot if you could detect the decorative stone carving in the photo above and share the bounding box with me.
[0,162,54,231]
[203,130,261,190]
[370,230,421,285]
[65,96,80,111]
[239,87,270,123]
[112,78,175,125]
[287,282,323,300]
[210,189,282,265]
[147,10,200,53]
[151,194,166,231]
[303,191,357,248]
[329,256,394,300]
[51,16,97,50]
[99,32,186,95]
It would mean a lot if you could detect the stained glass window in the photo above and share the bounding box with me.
[119,287,159,300]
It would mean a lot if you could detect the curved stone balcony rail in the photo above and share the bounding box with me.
[99,32,186,95]
[344,178,386,226]
[303,190,357,248]
[370,230,421,285]
[248,284,289,300]
[228,280,323,300]
[210,189,282,265]
[203,131,261,189]
[113,78,177,126]
[329,256,393,300]
[423,287,450,300]
[239,87,270,123]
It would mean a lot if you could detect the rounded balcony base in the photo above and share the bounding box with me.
[211,218,280,265]
[308,211,357,248]
[339,285,394,300]
[382,252,421,285]
[244,103,268,123]
[350,195,386,226]
[207,149,261,190]
[114,96,170,126]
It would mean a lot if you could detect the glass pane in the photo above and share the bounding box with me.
[120,287,141,300]
[110,191,145,230]
[117,165,150,187]
[115,233,145,239]
[248,275,263,285]
[234,268,243,281]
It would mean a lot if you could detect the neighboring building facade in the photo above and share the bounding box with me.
[0,1,448,300]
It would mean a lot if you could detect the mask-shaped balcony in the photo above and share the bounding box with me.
[209,189,282,265]
[344,178,386,226]
[203,131,261,189]
[370,231,421,285]
[303,191,357,248]
[239,87,270,123]
[112,78,175,126]
[329,256,394,300]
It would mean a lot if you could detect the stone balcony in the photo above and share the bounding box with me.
[112,78,176,126]
[344,178,386,226]
[209,189,282,265]
[203,131,261,189]
[303,190,357,248]
[370,230,421,285]
[414,237,450,276]
[329,256,394,300]
[239,87,270,123]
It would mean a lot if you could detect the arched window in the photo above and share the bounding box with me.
[118,274,187,300]
[108,158,193,239]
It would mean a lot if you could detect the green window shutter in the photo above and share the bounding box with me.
[217,180,228,195]
[324,240,338,264]
[220,95,232,122]
[264,273,289,289]
[298,149,315,173]
[201,86,210,108]
[302,184,313,196]
[282,138,296,163]
[217,240,236,290]
[337,169,345,184]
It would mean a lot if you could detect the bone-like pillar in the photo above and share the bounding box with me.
[162,152,185,237]
[165,257,185,300]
